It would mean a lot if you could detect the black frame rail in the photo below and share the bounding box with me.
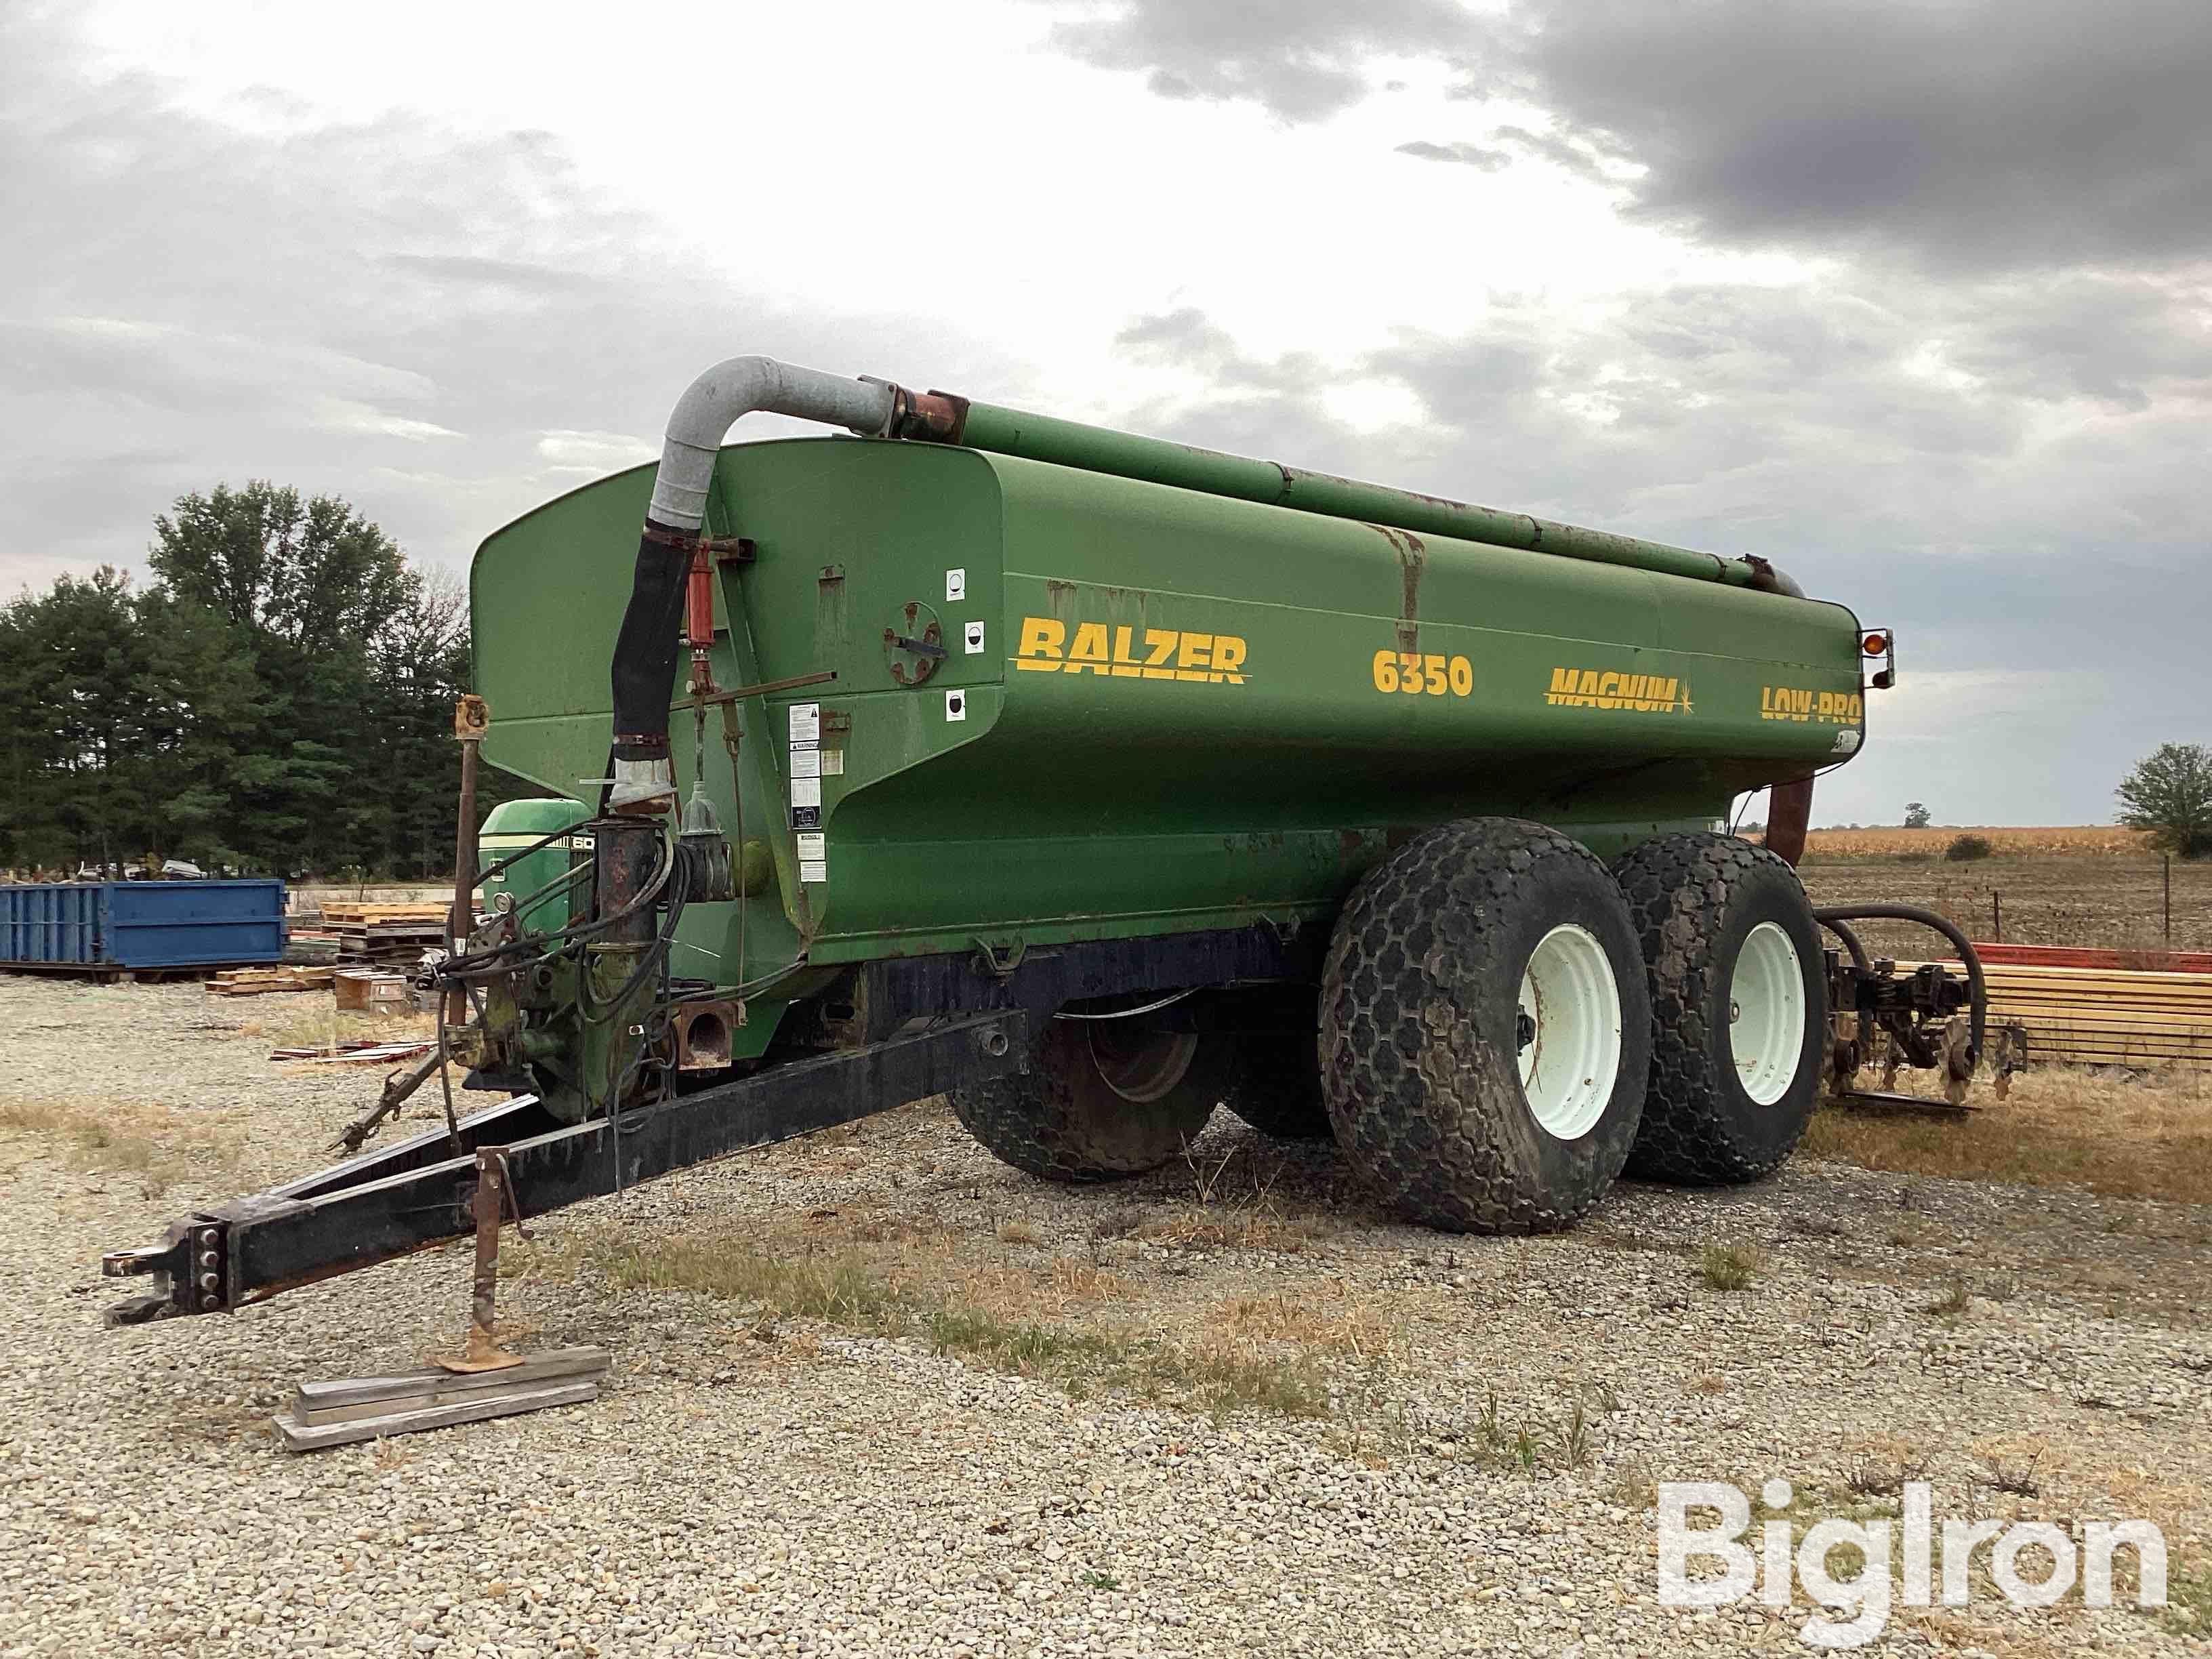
[104,1010,1027,1325]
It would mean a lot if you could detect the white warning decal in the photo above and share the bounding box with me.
[789,746,821,780]
[1832,729,1862,754]
[792,777,822,808]
[788,703,819,744]
[796,831,826,882]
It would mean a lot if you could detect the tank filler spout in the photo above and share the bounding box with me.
[609,359,911,812]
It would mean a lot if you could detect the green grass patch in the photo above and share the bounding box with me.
[2167,1561,2212,1635]
[1698,1244,1760,1291]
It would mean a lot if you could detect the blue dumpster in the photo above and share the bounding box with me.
[0,880,286,970]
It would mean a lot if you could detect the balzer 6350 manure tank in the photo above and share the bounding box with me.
[104,355,1988,1332]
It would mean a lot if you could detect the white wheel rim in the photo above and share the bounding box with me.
[1517,923,1623,1141]
[1089,1027,1199,1104]
[1729,920,1806,1105]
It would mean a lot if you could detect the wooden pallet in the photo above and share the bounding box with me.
[320,901,451,926]
[331,922,445,968]
[272,1347,610,1451]
[207,966,337,998]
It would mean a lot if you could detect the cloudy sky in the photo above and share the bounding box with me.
[5,0,2207,826]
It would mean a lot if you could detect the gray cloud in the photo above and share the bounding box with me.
[1044,0,2212,277]
[7,7,2205,827]
[0,10,1008,596]
[1113,309,1319,397]
[1394,140,1509,171]
[1043,0,1477,123]
[1111,291,2210,823]
[1494,0,2212,274]
[1486,124,1620,183]
[1046,0,2210,817]
[1941,276,2212,411]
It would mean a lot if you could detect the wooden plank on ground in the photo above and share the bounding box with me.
[207,966,337,997]
[272,1378,600,1451]
[293,1346,611,1424]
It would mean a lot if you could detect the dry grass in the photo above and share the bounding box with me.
[508,1221,1332,1421]
[1845,1438,1929,1497]
[1803,1065,2212,1205]
[924,1305,1329,1420]
[1120,1139,1341,1254]
[1212,1291,1397,1360]
[0,1096,244,1197]
[242,1006,436,1054]
[1133,1204,1332,1253]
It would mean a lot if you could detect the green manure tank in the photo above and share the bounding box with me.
[475,443,1862,991]
[467,356,1878,1233]
[103,361,1985,1334]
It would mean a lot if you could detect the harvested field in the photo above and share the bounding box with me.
[1797,850,2212,958]
[1799,827,2150,858]
[3,975,2209,1657]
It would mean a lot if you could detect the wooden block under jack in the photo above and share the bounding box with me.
[271,1346,611,1450]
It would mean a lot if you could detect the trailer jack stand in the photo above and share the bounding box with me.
[440,1147,526,1375]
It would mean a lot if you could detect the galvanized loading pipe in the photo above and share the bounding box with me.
[611,354,1791,810]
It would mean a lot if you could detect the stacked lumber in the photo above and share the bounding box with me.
[1908,960,2212,1070]
[321,900,449,968]
[272,1346,610,1451]
[1967,942,2212,975]
[207,965,335,998]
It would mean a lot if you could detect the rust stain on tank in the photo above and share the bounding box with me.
[1044,578,1078,623]
[1364,523,1425,651]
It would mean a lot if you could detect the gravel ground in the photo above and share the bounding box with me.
[3,975,2208,1659]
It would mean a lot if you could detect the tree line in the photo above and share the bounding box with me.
[0,483,501,882]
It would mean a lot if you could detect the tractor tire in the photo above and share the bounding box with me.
[949,1013,1227,1182]
[1612,833,1826,1185]
[1223,1029,1334,1141]
[1319,818,1650,1233]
